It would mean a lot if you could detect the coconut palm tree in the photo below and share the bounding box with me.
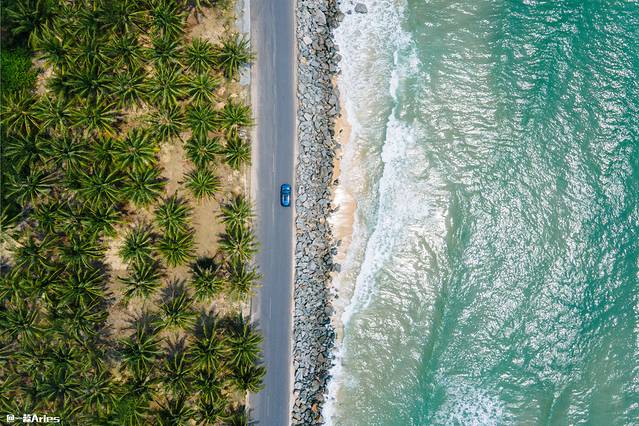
[93,135,117,167]
[78,368,117,416]
[77,167,122,207]
[186,73,220,106]
[196,398,227,425]
[185,38,216,74]
[149,0,186,39]
[33,200,63,235]
[120,225,155,266]
[149,35,183,67]
[115,128,159,173]
[110,68,148,107]
[218,101,252,137]
[1,91,40,135]
[74,36,110,69]
[38,366,81,411]
[33,24,73,70]
[0,301,42,344]
[215,34,254,79]
[148,104,185,142]
[120,328,163,375]
[161,350,193,396]
[2,134,49,171]
[51,136,90,173]
[218,226,258,264]
[147,66,187,107]
[157,229,195,267]
[6,169,56,207]
[59,235,103,270]
[106,33,146,70]
[56,267,105,308]
[193,369,224,405]
[83,204,121,238]
[189,321,225,374]
[57,300,108,343]
[226,316,262,370]
[12,234,56,275]
[71,98,119,136]
[185,135,221,168]
[184,167,220,201]
[35,96,73,135]
[5,0,57,45]
[229,364,265,393]
[98,0,146,35]
[119,261,163,302]
[186,104,218,139]
[122,166,165,207]
[158,288,195,330]
[66,64,112,100]
[224,135,251,170]
[155,395,194,426]
[191,259,225,301]
[220,195,253,233]
[154,194,192,236]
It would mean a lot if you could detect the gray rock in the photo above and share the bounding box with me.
[354,3,368,13]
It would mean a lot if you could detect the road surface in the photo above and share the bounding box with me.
[249,0,296,425]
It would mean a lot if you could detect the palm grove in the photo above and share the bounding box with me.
[0,0,264,424]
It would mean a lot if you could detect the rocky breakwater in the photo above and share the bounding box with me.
[292,0,343,424]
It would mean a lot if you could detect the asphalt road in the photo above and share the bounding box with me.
[248,0,296,424]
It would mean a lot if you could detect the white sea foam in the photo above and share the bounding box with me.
[324,0,449,423]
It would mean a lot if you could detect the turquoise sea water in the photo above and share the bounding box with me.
[327,1,639,424]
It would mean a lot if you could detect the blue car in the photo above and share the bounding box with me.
[280,184,291,207]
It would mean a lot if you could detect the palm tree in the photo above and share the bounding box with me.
[159,288,195,330]
[93,135,117,167]
[119,261,163,302]
[185,38,215,74]
[110,68,148,107]
[227,261,259,301]
[106,33,146,70]
[226,316,262,370]
[185,135,221,168]
[56,267,105,308]
[218,101,252,137]
[215,34,254,79]
[148,105,185,142]
[77,167,122,207]
[157,229,195,267]
[189,321,225,374]
[191,259,225,301]
[71,98,119,136]
[59,235,103,270]
[5,0,57,45]
[57,300,108,342]
[186,104,218,139]
[35,96,73,134]
[225,405,250,426]
[193,369,225,405]
[149,34,183,67]
[78,369,117,416]
[66,64,112,100]
[1,91,40,135]
[147,66,187,107]
[122,166,165,207]
[229,364,265,393]
[220,195,253,232]
[33,24,73,70]
[33,200,62,235]
[154,194,192,236]
[161,350,193,396]
[218,226,258,264]
[149,0,186,39]
[6,169,56,207]
[38,366,81,411]
[51,136,89,173]
[120,225,155,266]
[155,395,194,426]
[120,328,163,375]
[12,234,56,275]
[73,36,110,70]
[115,128,159,173]
[224,135,251,170]
[83,203,121,238]
[196,398,227,425]
[99,0,146,35]
[184,167,220,201]
[0,301,42,344]
[2,133,49,171]
[186,73,220,106]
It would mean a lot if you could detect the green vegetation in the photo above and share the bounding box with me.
[1,0,259,423]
